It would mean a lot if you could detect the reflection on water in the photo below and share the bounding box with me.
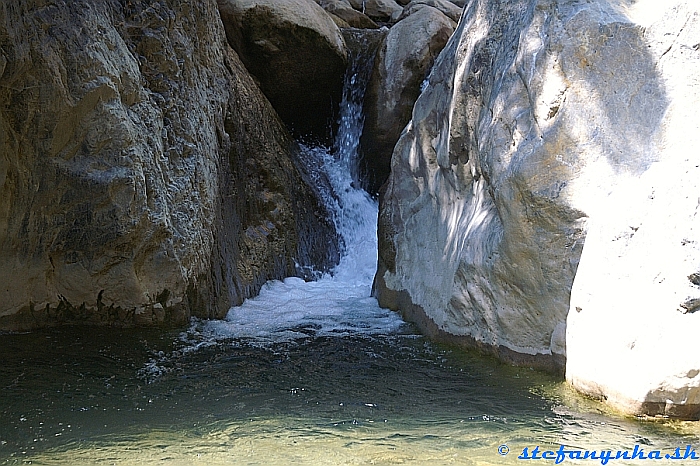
[0,327,698,465]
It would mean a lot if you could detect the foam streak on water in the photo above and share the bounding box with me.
[198,171,404,345]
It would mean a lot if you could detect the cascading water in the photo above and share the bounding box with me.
[187,29,402,347]
[333,29,377,187]
[2,30,697,466]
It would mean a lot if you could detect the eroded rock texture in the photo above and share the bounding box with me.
[361,3,456,194]
[375,0,699,401]
[0,0,338,330]
[217,0,347,143]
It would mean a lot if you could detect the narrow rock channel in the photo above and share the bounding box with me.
[0,1,699,464]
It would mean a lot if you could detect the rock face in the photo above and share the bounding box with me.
[397,0,463,23]
[398,0,465,7]
[566,1,700,420]
[348,0,403,23]
[375,0,700,408]
[0,0,338,330]
[361,4,456,194]
[217,0,347,142]
[317,0,379,29]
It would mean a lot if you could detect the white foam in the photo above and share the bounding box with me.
[193,44,405,346]
[196,144,404,346]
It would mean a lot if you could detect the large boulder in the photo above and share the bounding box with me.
[318,0,379,28]
[217,0,347,143]
[566,1,700,420]
[374,0,700,419]
[361,5,456,194]
[0,0,339,330]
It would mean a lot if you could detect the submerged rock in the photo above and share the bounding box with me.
[0,0,339,330]
[217,0,347,143]
[374,0,700,417]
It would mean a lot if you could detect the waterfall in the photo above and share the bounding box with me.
[185,30,403,347]
[334,28,384,191]
[334,30,377,187]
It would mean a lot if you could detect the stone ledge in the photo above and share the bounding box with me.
[0,292,190,332]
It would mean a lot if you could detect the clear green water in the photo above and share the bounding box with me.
[1,326,697,465]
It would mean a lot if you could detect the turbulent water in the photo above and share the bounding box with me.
[192,31,398,349]
[195,145,397,348]
[1,39,700,466]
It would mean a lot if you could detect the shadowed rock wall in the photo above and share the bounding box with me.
[0,0,338,330]
[218,0,347,143]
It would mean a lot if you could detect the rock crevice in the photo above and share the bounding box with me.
[0,0,339,330]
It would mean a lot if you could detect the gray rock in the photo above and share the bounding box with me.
[326,12,352,28]
[217,0,347,142]
[565,0,700,420]
[319,0,379,28]
[361,6,455,194]
[348,0,403,23]
[0,0,339,330]
[398,0,463,23]
[375,0,700,417]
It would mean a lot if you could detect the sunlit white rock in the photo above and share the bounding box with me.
[375,0,700,417]
[566,0,700,419]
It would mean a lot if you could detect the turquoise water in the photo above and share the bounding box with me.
[0,325,697,465]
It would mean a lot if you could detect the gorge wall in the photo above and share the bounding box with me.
[0,0,339,329]
[217,0,347,143]
[4,0,697,420]
[0,0,458,331]
[374,0,700,417]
